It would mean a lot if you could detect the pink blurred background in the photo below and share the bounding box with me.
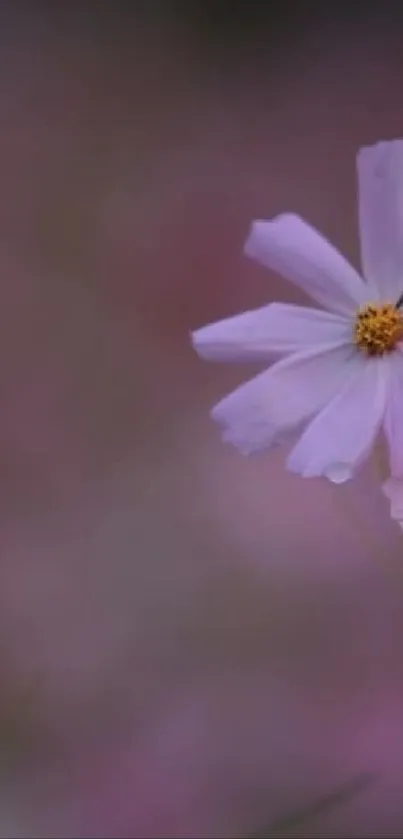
[1,3,403,836]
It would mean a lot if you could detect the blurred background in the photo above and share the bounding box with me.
[1,1,403,836]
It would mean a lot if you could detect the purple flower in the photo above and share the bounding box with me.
[192,140,403,520]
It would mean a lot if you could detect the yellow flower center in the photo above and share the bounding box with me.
[354,302,403,355]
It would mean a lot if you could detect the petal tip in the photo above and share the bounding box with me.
[243,219,266,260]
[324,463,354,484]
[381,478,403,525]
[191,326,215,361]
[285,454,307,478]
[243,215,297,260]
[357,138,403,169]
[210,402,227,428]
[221,428,253,456]
[359,137,403,152]
[190,328,203,356]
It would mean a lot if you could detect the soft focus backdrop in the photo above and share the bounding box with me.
[1,2,403,836]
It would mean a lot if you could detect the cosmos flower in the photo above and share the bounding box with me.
[192,139,403,519]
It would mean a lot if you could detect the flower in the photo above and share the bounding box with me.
[191,139,403,517]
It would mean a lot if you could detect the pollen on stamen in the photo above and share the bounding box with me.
[354,302,403,355]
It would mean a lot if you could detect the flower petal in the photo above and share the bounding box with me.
[357,139,403,300]
[382,477,403,526]
[287,356,387,481]
[211,342,356,455]
[244,214,369,317]
[382,345,403,475]
[192,303,352,362]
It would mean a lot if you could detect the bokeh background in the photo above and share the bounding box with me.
[2,1,403,836]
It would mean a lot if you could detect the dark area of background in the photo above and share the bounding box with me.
[1,1,403,51]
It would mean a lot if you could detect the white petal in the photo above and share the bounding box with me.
[357,139,403,300]
[244,214,369,317]
[287,356,387,480]
[192,303,352,362]
[211,342,356,455]
[382,346,403,475]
